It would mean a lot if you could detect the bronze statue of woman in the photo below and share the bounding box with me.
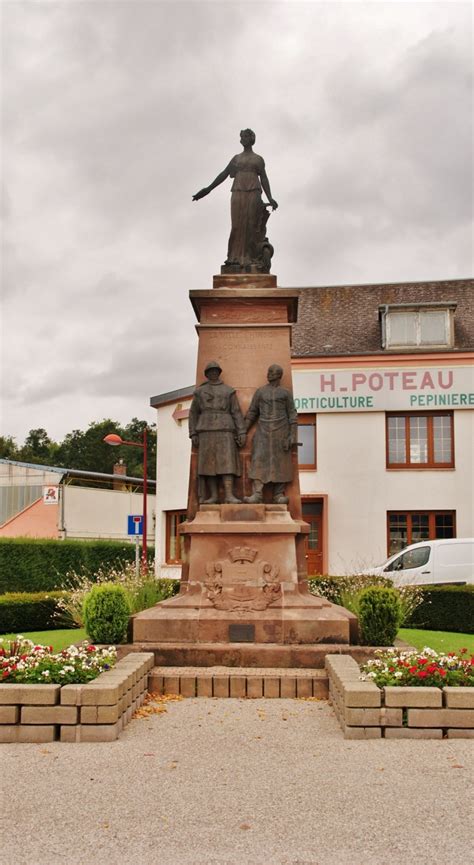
[193,129,278,273]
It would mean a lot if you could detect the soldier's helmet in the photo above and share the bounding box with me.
[204,360,222,374]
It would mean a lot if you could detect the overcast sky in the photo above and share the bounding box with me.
[1,0,472,446]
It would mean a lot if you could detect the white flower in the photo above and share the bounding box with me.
[41,670,50,677]
[394,671,403,678]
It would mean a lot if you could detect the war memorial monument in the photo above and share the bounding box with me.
[133,130,357,667]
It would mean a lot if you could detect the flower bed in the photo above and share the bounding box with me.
[326,649,474,740]
[0,637,116,684]
[361,647,474,688]
[0,638,154,742]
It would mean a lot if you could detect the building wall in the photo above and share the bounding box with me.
[61,486,156,542]
[155,401,192,571]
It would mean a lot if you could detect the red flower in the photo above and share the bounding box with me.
[417,670,428,678]
[409,666,418,674]
[418,658,428,665]
[86,645,96,652]
[438,669,446,677]
[460,648,468,654]
[2,670,9,678]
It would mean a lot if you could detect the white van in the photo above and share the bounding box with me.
[367,538,474,587]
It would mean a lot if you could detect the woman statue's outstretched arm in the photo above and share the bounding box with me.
[193,163,232,201]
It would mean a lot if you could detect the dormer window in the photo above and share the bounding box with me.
[379,303,456,350]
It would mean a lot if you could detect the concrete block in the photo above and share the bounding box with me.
[60,683,120,706]
[229,677,246,698]
[345,707,402,727]
[280,677,296,699]
[443,687,474,709]
[0,705,19,723]
[246,677,263,698]
[21,705,78,724]
[60,722,121,742]
[296,677,313,698]
[313,678,328,699]
[263,677,280,698]
[0,725,56,743]
[385,728,443,739]
[180,677,196,698]
[80,704,120,724]
[447,729,474,738]
[163,676,180,695]
[148,673,164,694]
[343,725,382,739]
[0,684,60,705]
[408,709,474,728]
[384,687,442,708]
[197,677,213,697]
[344,684,381,708]
[213,676,230,698]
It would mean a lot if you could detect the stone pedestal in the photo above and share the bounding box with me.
[133,504,354,645]
[133,274,357,654]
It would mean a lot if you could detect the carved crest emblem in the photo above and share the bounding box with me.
[204,546,281,611]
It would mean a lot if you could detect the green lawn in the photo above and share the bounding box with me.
[398,628,474,654]
[0,629,87,652]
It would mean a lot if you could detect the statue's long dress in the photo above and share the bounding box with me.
[227,152,265,267]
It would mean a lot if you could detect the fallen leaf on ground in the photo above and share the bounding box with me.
[239,823,251,830]
[451,764,464,769]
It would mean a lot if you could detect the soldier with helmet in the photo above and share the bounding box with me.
[189,361,246,504]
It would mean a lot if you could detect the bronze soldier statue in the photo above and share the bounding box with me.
[244,364,298,505]
[192,128,278,273]
[189,361,246,504]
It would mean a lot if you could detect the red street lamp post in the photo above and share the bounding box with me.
[104,429,148,569]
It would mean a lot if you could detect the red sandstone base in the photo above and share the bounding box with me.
[133,505,356,648]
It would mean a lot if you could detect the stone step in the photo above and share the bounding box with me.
[130,642,380,669]
[148,666,328,699]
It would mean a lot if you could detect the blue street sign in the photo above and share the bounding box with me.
[128,515,143,536]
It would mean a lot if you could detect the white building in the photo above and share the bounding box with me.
[0,459,156,544]
[151,278,474,577]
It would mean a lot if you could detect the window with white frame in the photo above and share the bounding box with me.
[380,303,456,350]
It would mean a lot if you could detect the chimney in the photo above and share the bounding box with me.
[113,460,127,491]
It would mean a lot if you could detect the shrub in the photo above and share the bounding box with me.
[83,584,131,644]
[0,538,155,594]
[0,592,70,633]
[404,585,474,633]
[56,561,180,628]
[358,587,402,646]
[308,575,422,627]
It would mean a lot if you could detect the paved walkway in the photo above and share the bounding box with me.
[1,697,472,865]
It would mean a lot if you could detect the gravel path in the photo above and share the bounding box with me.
[1,697,472,865]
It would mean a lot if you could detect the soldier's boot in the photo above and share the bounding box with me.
[272,483,289,505]
[243,479,264,504]
[202,477,219,504]
[222,475,241,504]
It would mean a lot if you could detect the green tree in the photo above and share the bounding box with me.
[0,435,19,460]
[55,420,122,474]
[18,428,55,465]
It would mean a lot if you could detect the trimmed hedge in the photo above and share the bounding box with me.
[0,592,71,633]
[0,538,154,594]
[405,585,474,634]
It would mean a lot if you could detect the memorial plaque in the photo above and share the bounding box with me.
[229,624,255,643]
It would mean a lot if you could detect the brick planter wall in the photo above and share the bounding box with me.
[0,653,154,743]
[326,655,474,740]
